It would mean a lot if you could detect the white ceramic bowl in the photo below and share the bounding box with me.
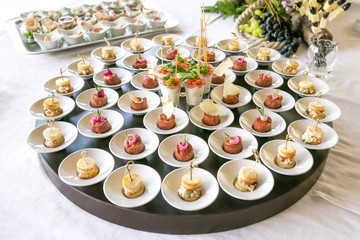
[210,69,236,88]
[43,75,84,96]
[161,167,219,211]
[130,71,160,92]
[58,148,115,187]
[272,59,307,79]
[59,26,85,45]
[216,39,249,54]
[189,104,234,131]
[152,34,183,46]
[122,54,158,71]
[29,95,75,121]
[117,90,160,115]
[91,46,126,66]
[287,119,339,150]
[34,30,61,50]
[247,47,281,66]
[27,121,78,153]
[93,68,132,90]
[287,76,329,97]
[121,37,153,53]
[239,109,286,137]
[103,164,161,208]
[77,110,124,138]
[252,89,295,112]
[76,88,119,111]
[86,22,109,41]
[208,127,258,160]
[295,97,341,123]
[185,35,214,49]
[107,18,129,37]
[109,128,159,160]
[156,47,190,62]
[217,159,274,200]
[225,56,258,76]
[244,70,283,89]
[128,16,149,32]
[149,12,167,29]
[158,133,209,168]
[143,107,189,135]
[67,59,102,80]
[210,85,252,109]
[260,140,314,176]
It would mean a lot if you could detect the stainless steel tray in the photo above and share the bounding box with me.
[5,2,179,54]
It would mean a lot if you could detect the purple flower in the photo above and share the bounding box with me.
[286,7,292,14]
[281,0,287,8]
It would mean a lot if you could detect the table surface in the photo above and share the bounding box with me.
[1,0,360,239]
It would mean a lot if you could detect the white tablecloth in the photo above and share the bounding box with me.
[1,0,360,239]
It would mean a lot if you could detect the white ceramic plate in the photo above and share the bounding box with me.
[217,159,274,200]
[247,47,281,66]
[216,39,249,54]
[91,46,126,66]
[58,148,115,187]
[156,47,190,62]
[67,59,102,80]
[185,35,215,49]
[252,89,295,112]
[224,56,258,76]
[143,107,189,135]
[161,167,219,211]
[93,68,132,90]
[272,59,307,79]
[29,95,75,120]
[287,76,330,97]
[260,140,314,176]
[210,85,252,109]
[121,38,153,53]
[152,34,183,46]
[295,97,341,122]
[158,133,209,168]
[208,127,258,160]
[210,69,236,87]
[244,70,283,90]
[103,164,161,208]
[239,109,286,137]
[43,75,84,96]
[192,49,226,65]
[77,110,124,138]
[131,71,160,92]
[76,88,119,111]
[122,54,158,71]
[118,90,160,115]
[109,128,159,160]
[189,104,234,131]
[27,121,78,153]
[287,119,339,150]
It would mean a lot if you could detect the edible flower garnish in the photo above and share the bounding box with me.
[178,133,189,151]
[125,131,137,146]
[237,54,247,63]
[92,109,103,122]
[94,84,105,97]
[256,105,268,121]
[256,105,265,116]
[103,66,112,76]
[224,132,240,145]
[136,52,146,63]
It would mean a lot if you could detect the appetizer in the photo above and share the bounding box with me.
[130,36,143,51]
[89,109,111,134]
[275,138,296,169]
[199,99,221,126]
[142,62,159,89]
[256,73,272,87]
[195,35,207,48]
[174,134,194,162]
[227,39,240,51]
[212,58,232,84]
[124,132,145,154]
[282,59,299,75]
[22,13,40,39]
[264,90,283,109]
[178,162,201,201]
[166,45,178,60]
[103,67,121,85]
[161,35,173,46]
[133,53,147,69]
[223,132,242,154]
[56,77,73,94]
[253,105,272,133]
[298,79,316,94]
[76,151,99,179]
[222,79,239,104]
[43,95,63,117]
[202,51,215,62]
[90,85,107,108]
[256,47,271,61]
[157,97,176,130]
[234,167,258,192]
[232,56,247,71]
[122,161,145,198]
[129,91,147,111]
[102,38,116,61]
[184,77,206,106]
[77,54,94,75]
[306,101,326,119]
[301,123,324,145]
[43,120,64,148]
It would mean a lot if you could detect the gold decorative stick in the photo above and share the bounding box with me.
[251,149,261,172]
[125,160,135,181]
[104,37,110,47]
[187,160,198,181]
[78,53,86,64]
[60,67,66,81]
[285,134,291,149]
[81,151,87,158]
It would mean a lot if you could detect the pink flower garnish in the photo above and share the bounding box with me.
[237,58,244,63]
[92,114,102,123]
[104,69,112,76]
[229,136,240,145]
[266,92,280,100]
[97,89,105,97]
[136,58,147,63]
[260,115,269,121]
[167,49,177,55]
[127,134,137,146]
[178,142,188,151]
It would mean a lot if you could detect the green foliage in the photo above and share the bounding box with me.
[204,0,248,20]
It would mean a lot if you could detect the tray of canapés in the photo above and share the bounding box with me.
[26,29,339,212]
[6,0,179,54]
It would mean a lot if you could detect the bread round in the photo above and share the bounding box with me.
[43,127,62,141]
[43,97,60,110]
[77,60,91,70]
[130,38,142,48]
[306,125,324,139]
[277,143,296,159]
[56,77,71,86]
[238,167,258,184]
[286,59,299,69]
[275,156,296,169]
[298,80,314,89]
[122,173,144,198]
[259,47,270,56]
[76,157,99,179]
[309,101,325,111]
[162,35,173,42]
[181,173,201,190]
